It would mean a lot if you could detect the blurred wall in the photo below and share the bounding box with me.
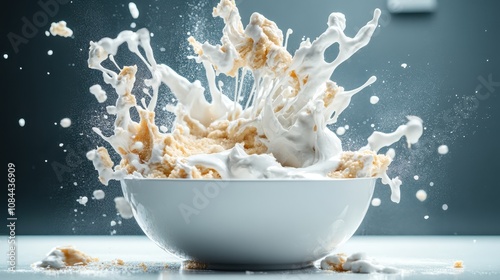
[1,0,499,235]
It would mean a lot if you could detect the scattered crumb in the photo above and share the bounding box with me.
[138,262,148,272]
[183,260,208,270]
[320,252,399,274]
[112,259,124,266]
[50,21,73,37]
[320,253,347,272]
[34,246,97,269]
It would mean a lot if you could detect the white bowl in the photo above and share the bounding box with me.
[121,178,375,270]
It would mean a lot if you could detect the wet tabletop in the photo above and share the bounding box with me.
[1,235,499,279]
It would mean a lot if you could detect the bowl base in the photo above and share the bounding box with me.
[197,261,314,271]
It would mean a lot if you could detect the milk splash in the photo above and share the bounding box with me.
[86,0,422,203]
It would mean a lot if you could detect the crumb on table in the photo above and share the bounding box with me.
[453,260,464,268]
[183,260,208,270]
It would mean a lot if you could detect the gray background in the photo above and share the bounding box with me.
[1,0,499,235]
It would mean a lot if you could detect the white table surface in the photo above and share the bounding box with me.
[1,235,499,279]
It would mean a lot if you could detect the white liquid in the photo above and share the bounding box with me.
[48,50,53,56]
[371,198,381,207]
[128,2,139,19]
[93,190,105,200]
[401,63,408,68]
[438,145,449,155]
[114,197,133,219]
[370,95,379,104]
[4,54,8,59]
[77,196,88,206]
[442,204,448,211]
[386,148,395,159]
[86,0,423,204]
[89,84,107,103]
[60,118,72,128]
[336,127,346,136]
[416,189,427,202]
[18,118,26,127]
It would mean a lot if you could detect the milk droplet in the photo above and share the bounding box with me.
[47,50,53,56]
[110,220,117,226]
[3,54,8,59]
[128,2,139,19]
[429,182,434,186]
[438,145,449,155]
[130,22,136,28]
[89,84,107,103]
[371,198,381,207]
[442,204,448,211]
[45,31,50,36]
[18,118,26,127]
[424,215,429,220]
[344,125,350,130]
[93,190,105,200]
[59,143,64,147]
[386,148,396,159]
[336,127,346,136]
[416,189,427,202]
[160,125,168,133]
[401,63,408,68]
[114,197,134,219]
[60,118,72,128]
[414,175,419,180]
[370,96,379,104]
[77,196,88,206]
